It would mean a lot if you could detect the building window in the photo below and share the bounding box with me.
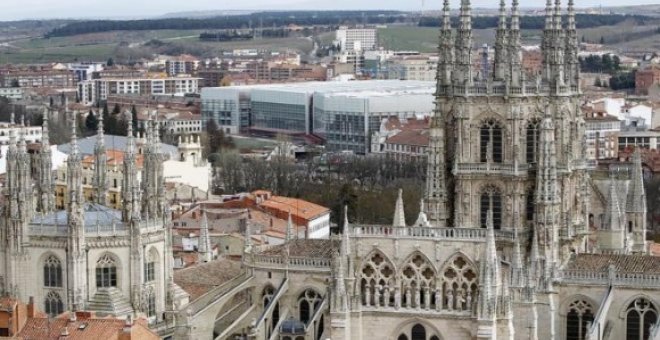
[480,119,503,163]
[44,256,62,287]
[626,297,657,340]
[96,254,117,288]
[526,120,540,164]
[147,290,156,317]
[44,291,64,317]
[144,262,155,282]
[526,188,535,222]
[566,300,594,340]
[411,324,426,340]
[298,289,322,324]
[480,186,502,229]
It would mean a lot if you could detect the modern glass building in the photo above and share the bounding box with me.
[201,80,434,153]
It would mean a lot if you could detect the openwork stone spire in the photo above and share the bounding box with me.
[508,0,523,85]
[122,115,139,222]
[437,0,454,87]
[38,110,54,213]
[627,148,646,213]
[198,209,213,263]
[93,112,107,205]
[493,0,508,80]
[392,189,406,227]
[455,0,473,84]
[602,174,623,231]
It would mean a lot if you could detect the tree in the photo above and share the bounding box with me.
[107,58,115,67]
[85,110,98,132]
[599,36,605,44]
[10,79,19,88]
[112,103,121,115]
[131,105,139,132]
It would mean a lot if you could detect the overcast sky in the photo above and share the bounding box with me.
[0,0,656,21]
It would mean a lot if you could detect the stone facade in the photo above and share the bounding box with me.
[175,1,660,340]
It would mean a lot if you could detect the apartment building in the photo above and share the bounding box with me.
[166,55,201,76]
[0,69,75,88]
[336,27,378,52]
[78,76,200,105]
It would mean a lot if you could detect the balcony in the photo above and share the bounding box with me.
[453,163,529,176]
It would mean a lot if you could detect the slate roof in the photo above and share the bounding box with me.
[173,259,243,300]
[566,254,660,274]
[260,239,337,258]
[30,203,124,229]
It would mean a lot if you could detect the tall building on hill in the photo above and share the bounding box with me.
[0,112,189,335]
[173,1,660,340]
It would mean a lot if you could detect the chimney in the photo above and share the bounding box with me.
[27,296,35,318]
[69,311,76,323]
[60,326,70,337]
[121,315,133,338]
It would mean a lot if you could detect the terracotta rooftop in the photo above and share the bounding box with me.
[261,239,337,258]
[566,254,660,274]
[174,259,243,300]
[0,296,17,310]
[259,195,330,221]
[386,129,430,147]
[81,149,144,168]
[651,243,660,256]
[16,314,157,340]
[382,117,429,132]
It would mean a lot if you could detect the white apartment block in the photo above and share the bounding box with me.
[0,122,43,145]
[336,27,378,52]
[386,56,439,81]
[0,87,23,100]
[78,77,200,105]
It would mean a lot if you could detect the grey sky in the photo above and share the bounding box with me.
[0,0,655,21]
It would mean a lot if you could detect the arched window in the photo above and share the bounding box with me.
[262,286,275,308]
[144,249,158,283]
[44,291,64,317]
[526,120,540,164]
[411,324,426,340]
[397,335,409,340]
[480,186,502,229]
[146,288,156,317]
[480,119,503,163]
[400,253,436,310]
[44,256,62,287]
[526,188,535,222]
[626,297,657,340]
[96,254,117,288]
[566,300,594,340]
[298,290,321,324]
[430,337,440,340]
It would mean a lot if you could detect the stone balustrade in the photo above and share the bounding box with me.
[454,163,529,176]
[559,270,660,287]
[253,255,331,269]
[437,81,578,98]
[353,226,526,242]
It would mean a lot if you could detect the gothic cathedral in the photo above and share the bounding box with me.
[190,1,660,340]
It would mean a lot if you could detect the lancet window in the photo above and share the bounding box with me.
[480,185,502,229]
[298,289,321,325]
[44,291,64,317]
[44,255,62,288]
[626,297,657,340]
[96,254,118,288]
[566,299,594,340]
[526,119,540,164]
[480,119,503,163]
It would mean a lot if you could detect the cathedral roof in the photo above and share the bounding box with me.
[173,259,243,300]
[566,254,660,274]
[30,203,124,229]
[260,239,337,258]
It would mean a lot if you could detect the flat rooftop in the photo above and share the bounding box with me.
[202,80,435,98]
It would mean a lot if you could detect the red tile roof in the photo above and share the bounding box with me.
[16,314,157,340]
[261,239,337,258]
[174,259,243,300]
[386,129,430,147]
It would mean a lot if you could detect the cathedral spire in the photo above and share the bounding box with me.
[437,0,454,88]
[627,148,646,213]
[93,112,107,205]
[477,210,499,338]
[67,114,83,207]
[122,116,139,222]
[455,0,473,84]
[198,209,213,263]
[342,206,350,257]
[511,227,524,287]
[535,115,560,271]
[493,0,508,80]
[565,0,579,87]
[603,173,623,231]
[508,0,523,85]
[37,109,54,213]
[392,189,406,227]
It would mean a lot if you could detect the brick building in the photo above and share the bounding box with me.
[635,65,660,95]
